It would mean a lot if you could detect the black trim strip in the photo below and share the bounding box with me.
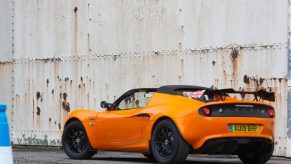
[199,104,272,118]
[133,113,150,118]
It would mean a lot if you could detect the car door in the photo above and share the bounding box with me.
[97,90,150,145]
[97,109,142,144]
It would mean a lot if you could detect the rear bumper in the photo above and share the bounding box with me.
[192,137,273,154]
[175,113,274,150]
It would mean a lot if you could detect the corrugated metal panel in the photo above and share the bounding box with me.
[0,0,13,61]
[11,46,288,154]
[0,0,14,139]
[180,0,287,48]
[0,63,13,128]
[13,0,287,59]
[0,0,289,157]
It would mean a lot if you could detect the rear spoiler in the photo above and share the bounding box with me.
[212,89,275,102]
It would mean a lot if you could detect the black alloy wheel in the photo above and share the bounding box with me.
[62,121,96,159]
[151,119,190,164]
[155,127,175,159]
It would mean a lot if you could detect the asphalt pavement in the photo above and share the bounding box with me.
[13,146,291,164]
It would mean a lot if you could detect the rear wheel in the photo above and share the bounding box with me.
[151,119,190,164]
[238,142,274,164]
[62,121,96,159]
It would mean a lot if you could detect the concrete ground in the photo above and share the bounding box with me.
[13,146,291,164]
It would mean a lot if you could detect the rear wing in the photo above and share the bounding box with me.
[212,89,275,102]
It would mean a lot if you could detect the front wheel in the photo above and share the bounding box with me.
[238,142,274,164]
[151,119,190,164]
[62,121,96,159]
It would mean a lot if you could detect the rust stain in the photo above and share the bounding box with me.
[74,7,78,13]
[180,59,184,82]
[49,117,52,130]
[230,48,239,60]
[0,61,13,64]
[58,123,61,130]
[36,106,41,115]
[32,99,35,126]
[243,75,250,84]
[87,33,91,53]
[230,48,239,88]
[62,92,70,112]
[36,92,41,100]
[36,91,43,101]
[63,93,67,100]
[73,6,79,56]
[212,60,216,66]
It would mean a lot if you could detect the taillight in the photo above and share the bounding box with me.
[267,108,275,118]
[202,107,212,116]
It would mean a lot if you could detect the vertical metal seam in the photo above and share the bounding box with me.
[10,0,15,137]
[288,0,291,140]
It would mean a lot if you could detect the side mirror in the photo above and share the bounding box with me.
[100,101,113,110]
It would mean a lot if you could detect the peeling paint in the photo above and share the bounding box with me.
[36,107,40,115]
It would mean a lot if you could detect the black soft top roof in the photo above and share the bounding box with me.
[124,85,274,102]
[157,85,212,95]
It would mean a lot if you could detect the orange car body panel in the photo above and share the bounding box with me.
[64,92,274,153]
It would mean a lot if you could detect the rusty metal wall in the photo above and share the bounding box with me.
[0,0,14,132]
[287,0,291,158]
[0,0,290,157]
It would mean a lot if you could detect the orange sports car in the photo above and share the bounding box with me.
[62,85,275,164]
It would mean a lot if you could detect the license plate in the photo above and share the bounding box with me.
[229,124,259,133]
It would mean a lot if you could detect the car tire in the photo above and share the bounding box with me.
[151,119,190,164]
[238,142,274,164]
[62,121,96,159]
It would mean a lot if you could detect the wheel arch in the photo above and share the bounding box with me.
[149,116,188,147]
[64,117,80,127]
[151,116,176,135]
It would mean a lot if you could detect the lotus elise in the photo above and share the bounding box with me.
[62,85,275,164]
